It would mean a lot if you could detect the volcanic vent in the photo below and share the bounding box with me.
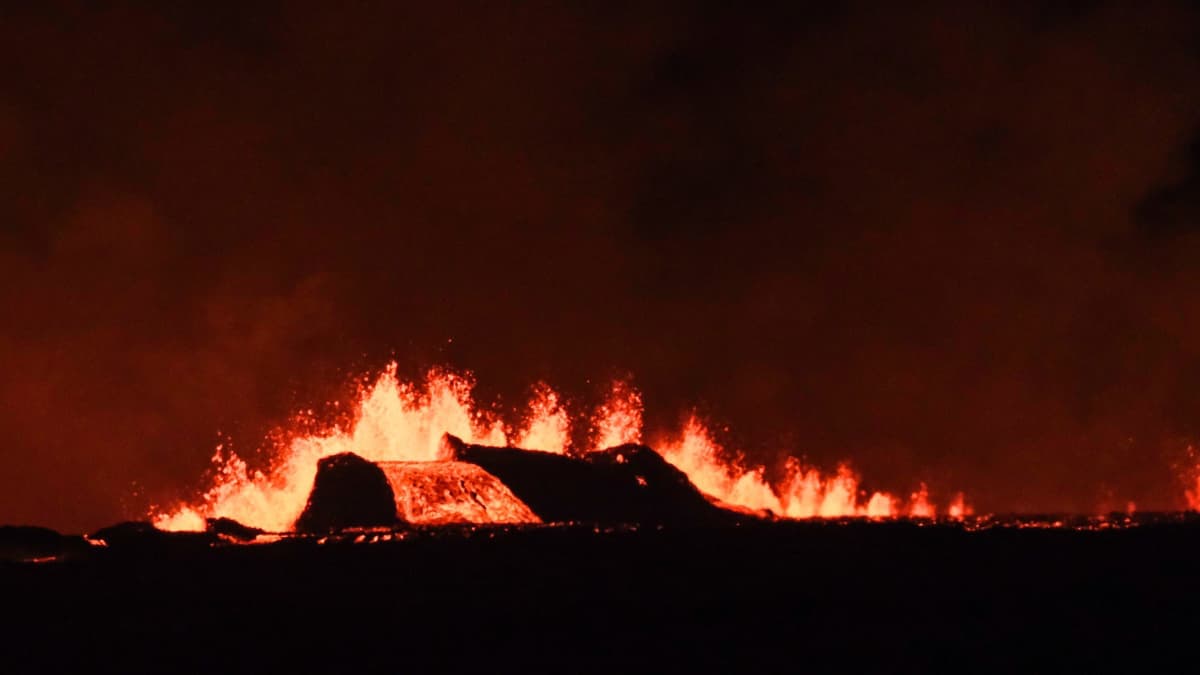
[294,450,540,532]
[291,433,742,532]
[152,364,974,532]
[441,434,739,526]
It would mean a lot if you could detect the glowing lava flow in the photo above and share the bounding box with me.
[153,363,961,531]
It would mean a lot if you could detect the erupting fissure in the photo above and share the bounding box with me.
[152,363,965,532]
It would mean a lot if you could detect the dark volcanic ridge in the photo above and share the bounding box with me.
[293,434,746,534]
[10,512,1200,672]
[4,512,1200,565]
[441,434,744,527]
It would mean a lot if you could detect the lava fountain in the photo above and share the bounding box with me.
[152,363,964,531]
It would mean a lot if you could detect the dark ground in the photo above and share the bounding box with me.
[4,518,1200,673]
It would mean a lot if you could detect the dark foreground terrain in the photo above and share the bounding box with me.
[4,517,1200,673]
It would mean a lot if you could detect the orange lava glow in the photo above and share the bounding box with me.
[1183,446,1200,512]
[908,484,934,518]
[512,384,570,455]
[379,461,540,525]
[655,415,944,518]
[947,492,971,520]
[154,365,514,532]
[592,381,643,450]
[152,363,966,531]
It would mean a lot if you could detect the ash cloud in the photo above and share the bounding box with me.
[3,1,1200,529]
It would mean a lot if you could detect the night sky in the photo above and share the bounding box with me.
[4,1,1200,531]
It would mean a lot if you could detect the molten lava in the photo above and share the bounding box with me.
[154,366,511,532]
[947,492,971,520]
[152,363,964,531]
[379,461,540,525]
[592,381,643,450]
[512,384,570,454]
[654,416,914,518]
